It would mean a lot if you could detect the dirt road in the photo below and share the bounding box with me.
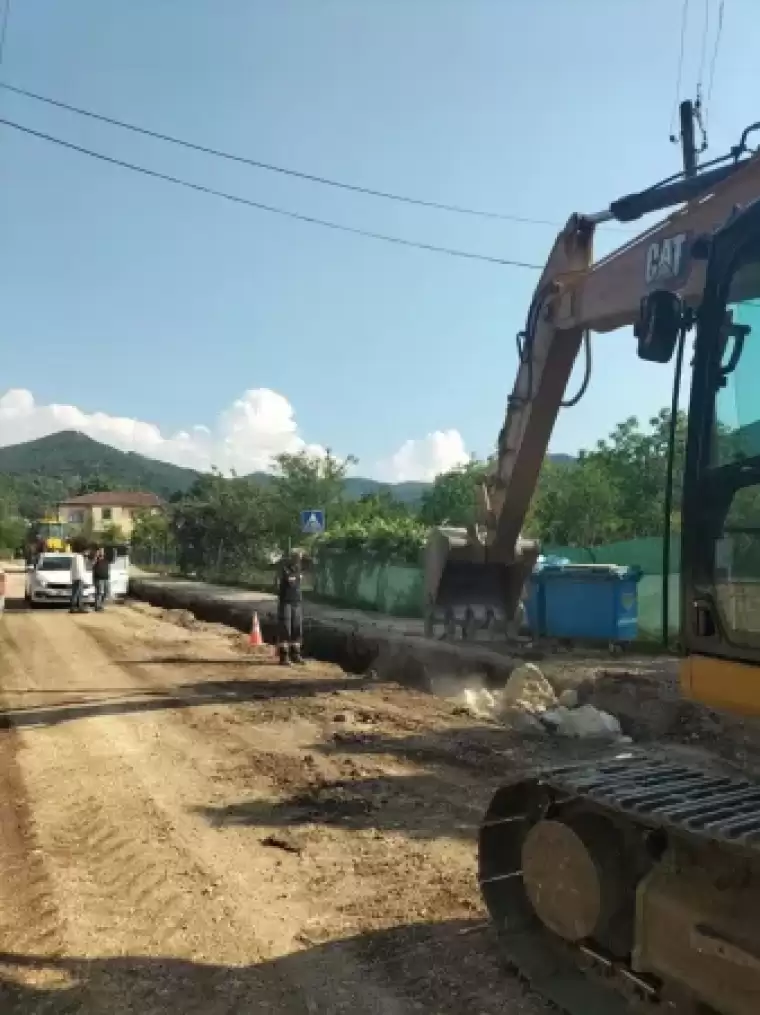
[0,574,563,1014]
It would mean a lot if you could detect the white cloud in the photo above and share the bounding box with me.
[0,387,324,475]
[375,428,470,483]
[0,387,467,482]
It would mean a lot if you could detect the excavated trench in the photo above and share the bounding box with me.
[127,579,521,691]
[127,580,714,747]
[127,578,760,765]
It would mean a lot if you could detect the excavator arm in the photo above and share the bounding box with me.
[425,144,760,637]
[492,151,760,561]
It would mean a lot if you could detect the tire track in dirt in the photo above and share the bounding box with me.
[0,588,550,1014]
[1,626,202,947]
[0,607,448,1013]
[0,635,74,1011]
[86,611,491,858]
[81,605,550,1014]
[0,612,306,1014]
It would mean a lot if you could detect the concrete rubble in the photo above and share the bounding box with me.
[130,576,633,745]
[457,662,626,742]
[541,703,622,739]
[501,663,557,712]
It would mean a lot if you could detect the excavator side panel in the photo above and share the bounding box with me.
[635,850,760,1015]
[682,654,760,717]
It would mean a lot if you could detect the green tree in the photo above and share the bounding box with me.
[76,474,120,495]
[525,458,621,545]
[580,410,687,539]
[521,411,688,547]
[270,449,357,548]
[99,522,128,545]
[11,475,69,521]
[132,510,172,549]
[336,490,412,525]
[0,480,20,522]
[418,459,488,527]
[0,516,25,555]
[172,472,278,578]
[319,514,427,564]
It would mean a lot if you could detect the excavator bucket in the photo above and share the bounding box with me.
[423,527,539,640]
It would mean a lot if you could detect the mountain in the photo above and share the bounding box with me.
[343,477,430,503]
[0,432,430,507]
[0,431,200,499]
[246,472,429,504]
[0,432,577,513]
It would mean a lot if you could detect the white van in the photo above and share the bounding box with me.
[107,546,129,601]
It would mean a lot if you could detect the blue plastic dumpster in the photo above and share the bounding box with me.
[526,564,642,642]
[522,579,542,635]
[522,555,570,634]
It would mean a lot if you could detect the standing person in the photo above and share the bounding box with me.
[92,547,110,612]
[69,548,88,614]
[276,549,305,666]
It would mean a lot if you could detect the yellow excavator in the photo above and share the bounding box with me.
[427,120,760,1014]
[31,517,71,554]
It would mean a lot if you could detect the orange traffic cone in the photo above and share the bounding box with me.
[249,612,264,648]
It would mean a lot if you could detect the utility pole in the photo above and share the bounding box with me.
[679,99,698,178]
[659,99,700,647]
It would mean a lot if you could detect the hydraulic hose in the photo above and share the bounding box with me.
[561,331,592,408]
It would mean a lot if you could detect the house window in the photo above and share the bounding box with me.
[68,510,85,525]
[102,508,113,521]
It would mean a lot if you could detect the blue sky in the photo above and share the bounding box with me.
[0,0,754,479]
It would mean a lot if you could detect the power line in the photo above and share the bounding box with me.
[0,116,545,269]
[0,80,564,229]
[669,0,690,137]
[0,0,11,69]
[705,0,725,117]
[696,0,711,95]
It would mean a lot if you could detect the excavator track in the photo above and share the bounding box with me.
[479,749,760,1015]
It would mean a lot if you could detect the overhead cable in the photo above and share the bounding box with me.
[669,0,690,136]
[0,116,544,268]
[0,0,11,68]
[0,81,562,228]
[0,81,632,233]
[705,0,726,120]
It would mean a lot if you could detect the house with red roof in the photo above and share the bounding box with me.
[57,491,165,539]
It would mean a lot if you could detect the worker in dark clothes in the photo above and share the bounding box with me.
[277,549,304,666]
[92,547,110,611]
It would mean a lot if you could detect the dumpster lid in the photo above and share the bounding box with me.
[537,563,642,581]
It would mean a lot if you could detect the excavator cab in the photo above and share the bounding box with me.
[633,199,760,714]
[679,199,760,716]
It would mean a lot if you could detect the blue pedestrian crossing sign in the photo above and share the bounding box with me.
[300,509,325,534]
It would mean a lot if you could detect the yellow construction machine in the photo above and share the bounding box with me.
[31,517,71,554]
[437,120,760,1014]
